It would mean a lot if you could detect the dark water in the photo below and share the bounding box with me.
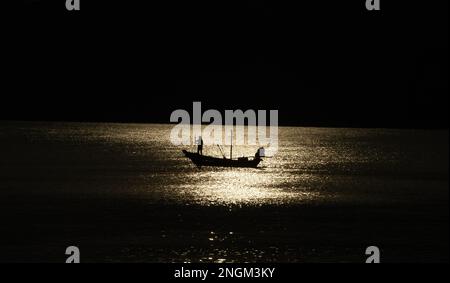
[0,121,448,262]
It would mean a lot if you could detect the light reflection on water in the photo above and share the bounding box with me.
[178,168,321,206]
[6,123,448,209]
[1,121,448,262]
[3,121,448,207]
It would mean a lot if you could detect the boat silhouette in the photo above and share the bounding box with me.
[182,149,263,168]
[183,131,265,168]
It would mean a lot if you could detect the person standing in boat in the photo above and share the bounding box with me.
[197,136,204,155]
[255,147,265,160]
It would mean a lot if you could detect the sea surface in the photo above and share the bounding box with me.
[0,121,448,262]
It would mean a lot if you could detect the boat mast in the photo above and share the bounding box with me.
[230,129,233,160]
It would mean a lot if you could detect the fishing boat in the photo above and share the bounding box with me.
[182,148,263,168]
[182,133,265,168]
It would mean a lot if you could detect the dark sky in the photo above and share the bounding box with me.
[4,0,449,128]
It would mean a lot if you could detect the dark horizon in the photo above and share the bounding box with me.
[2,118,449,131]
[5,1,448,129]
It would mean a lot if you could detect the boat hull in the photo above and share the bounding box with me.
[182,150,261,168]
